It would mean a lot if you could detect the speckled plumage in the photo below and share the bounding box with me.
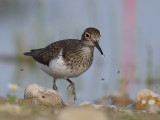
[24,27,103,101]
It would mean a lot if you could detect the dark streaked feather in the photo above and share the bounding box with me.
[24,39,82,66]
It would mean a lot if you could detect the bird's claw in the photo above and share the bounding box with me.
[53,84,58,92]
[67,82,77,101]
[67,84,71,90]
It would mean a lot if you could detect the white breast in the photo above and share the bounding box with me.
[36,49,85,79]
[48,50,68,78]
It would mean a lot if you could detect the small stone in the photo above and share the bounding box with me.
[135,89,160,111]
[24,84,62,106]
[106,105,119,111]
[79,101,91,106]
[78,101,95,109]
[78,101,103,110]
[136,89,160,103]
[92,104,104,109]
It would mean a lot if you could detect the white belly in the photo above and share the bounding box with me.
[36,50,85,79]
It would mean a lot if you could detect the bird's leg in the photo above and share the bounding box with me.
[66,78,77,101]
[53,78,58,92]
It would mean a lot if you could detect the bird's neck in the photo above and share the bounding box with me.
[81,39,94,48]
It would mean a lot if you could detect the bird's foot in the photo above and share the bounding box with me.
[67,82,77,101]
[53,84,58,92]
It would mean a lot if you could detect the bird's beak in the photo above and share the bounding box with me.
[93,41,103,55]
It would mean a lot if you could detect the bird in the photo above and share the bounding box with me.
[24,27,103,101]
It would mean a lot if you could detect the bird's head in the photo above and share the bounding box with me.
[81,27,103,55]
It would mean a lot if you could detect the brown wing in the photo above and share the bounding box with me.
[35,39,80,66]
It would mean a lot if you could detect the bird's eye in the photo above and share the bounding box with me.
[85,33,90,38]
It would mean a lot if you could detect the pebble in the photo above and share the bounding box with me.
[106,105,119,112]
[135,89,160,113]
[78,101,104,110]
[24,84,62,106]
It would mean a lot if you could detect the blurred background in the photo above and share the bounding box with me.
[0,0,160,103]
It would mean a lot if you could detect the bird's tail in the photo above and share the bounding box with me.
[24,48,43,58]
[24,52,32,56]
